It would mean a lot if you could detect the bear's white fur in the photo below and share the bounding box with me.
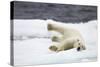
[47,20,86,52]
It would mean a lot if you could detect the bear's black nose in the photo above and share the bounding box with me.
[77,47,80,51]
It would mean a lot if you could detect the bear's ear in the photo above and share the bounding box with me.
[47,23,52,30]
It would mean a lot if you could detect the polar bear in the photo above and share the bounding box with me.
[47,20,86,52]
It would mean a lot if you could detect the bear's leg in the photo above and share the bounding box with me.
[47,23,65,34]
[51,35,63,42]
[51,35,60,42]
[49,42,60,52]
[49,45,58,51]
[56,47,65,52]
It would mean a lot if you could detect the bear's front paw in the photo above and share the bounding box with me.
[51,36,59,42]
[49,45,58,52]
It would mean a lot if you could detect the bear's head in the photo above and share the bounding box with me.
[75,39,86,51]
[77,43,86,51]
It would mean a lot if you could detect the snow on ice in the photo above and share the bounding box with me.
[13,19,97,66]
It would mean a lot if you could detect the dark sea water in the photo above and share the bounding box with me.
[11,1,97,23]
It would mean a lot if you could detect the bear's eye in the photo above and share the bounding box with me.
[77,47,80,51]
